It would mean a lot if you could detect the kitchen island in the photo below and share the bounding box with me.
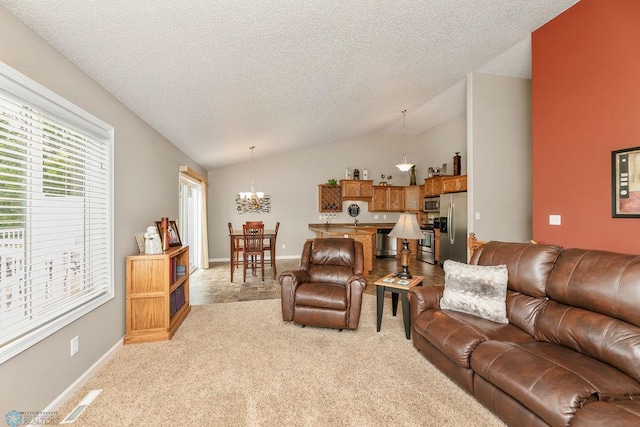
[308,223,396,277]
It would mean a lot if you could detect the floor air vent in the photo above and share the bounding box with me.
[60,389,102,424]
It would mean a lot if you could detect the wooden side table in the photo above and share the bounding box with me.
[374,273,424,339]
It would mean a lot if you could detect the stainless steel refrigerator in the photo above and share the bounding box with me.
[439,192,468,264]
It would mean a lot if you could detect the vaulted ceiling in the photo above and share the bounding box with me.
[0,1,578,169]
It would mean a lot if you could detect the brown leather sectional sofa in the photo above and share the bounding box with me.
[409,241,640,426]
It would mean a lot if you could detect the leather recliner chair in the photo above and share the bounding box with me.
[279,238,367,330]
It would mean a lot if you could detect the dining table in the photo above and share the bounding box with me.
[229,228,277,282]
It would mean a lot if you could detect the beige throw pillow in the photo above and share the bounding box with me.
[440,260,509,324]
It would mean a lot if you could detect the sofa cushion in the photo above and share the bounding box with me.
[294,282,346,310]
[441,260,508,323]
[571,400,640,426]
[546,248,640,327]
[412,309,534,368]
[471,341,640,427]
[470,241,563,298]
[535,299,640,382]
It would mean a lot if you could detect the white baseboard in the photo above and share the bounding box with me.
[42,337,123,414]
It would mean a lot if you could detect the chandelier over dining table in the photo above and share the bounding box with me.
[236,146,270,213]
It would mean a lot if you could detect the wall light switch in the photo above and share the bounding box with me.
[549,215,562,226]
[71,336,79,357]
[475,212,480,220]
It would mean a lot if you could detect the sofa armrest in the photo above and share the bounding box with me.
[409,285,444,318]
[278,270,310,321]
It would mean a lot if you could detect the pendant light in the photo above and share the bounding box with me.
[239,146,264,204]
[396,109,414,172]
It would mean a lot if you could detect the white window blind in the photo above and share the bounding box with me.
[0,62,113,364]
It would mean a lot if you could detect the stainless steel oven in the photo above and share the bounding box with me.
[417,228,435,264]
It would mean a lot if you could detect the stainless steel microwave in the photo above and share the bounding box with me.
[424,196,440,212]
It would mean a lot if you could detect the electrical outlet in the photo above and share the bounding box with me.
[549,215,561,226]
[281,243,285,250]
[71,336,79,357]
[383,215,387,220]
[374,215,379,220]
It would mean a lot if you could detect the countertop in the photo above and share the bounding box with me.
[308,223,397,235]
[308,222,396,230]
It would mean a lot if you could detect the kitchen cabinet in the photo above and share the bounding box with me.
[370,186,404,212]
[318,184,343,212]
[424,176,445,197]
[403,185,422,212]
[442,175,467,193]
[340,179,373,200]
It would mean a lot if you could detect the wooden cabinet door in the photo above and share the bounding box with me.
[457,175,468,192]
[404,186,421,212]
[442,175,467,193]
[371,186,388,211]
[340,180,373,200]
[359,181,373,198]
[424,178,435,196]
[388,187,404,211]
[341,180,360,198]
[442,177,459,193]
[424,177,445,196]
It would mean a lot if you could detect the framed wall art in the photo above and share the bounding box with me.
[155,219,182,247]
[612,146,640,218]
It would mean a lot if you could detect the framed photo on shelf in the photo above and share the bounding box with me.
[155,220,182,247]
[612,146,640,218]
[134,232,146,253]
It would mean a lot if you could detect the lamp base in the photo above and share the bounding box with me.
[396,268,413,280]
[397,239,413,279]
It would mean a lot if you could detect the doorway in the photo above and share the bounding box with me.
[179,174,203,273]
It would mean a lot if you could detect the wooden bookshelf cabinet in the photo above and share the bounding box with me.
[124,245,190,344]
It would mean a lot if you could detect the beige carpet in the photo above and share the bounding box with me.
[56,295,505,426]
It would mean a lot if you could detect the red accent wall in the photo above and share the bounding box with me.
[532,0,640,254]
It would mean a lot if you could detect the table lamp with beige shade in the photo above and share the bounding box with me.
[388,213,424,279]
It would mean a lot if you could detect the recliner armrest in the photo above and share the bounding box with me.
[346,274,367,291]
[278,269,310,287]
[279,269,311,322]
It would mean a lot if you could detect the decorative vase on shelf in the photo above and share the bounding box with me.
[409,166,417,185]
[160,217,170,251]
[453,152,461,176]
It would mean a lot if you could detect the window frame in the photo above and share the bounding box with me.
[0,61,114,364]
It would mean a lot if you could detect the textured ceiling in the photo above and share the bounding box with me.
[0,0,578,169]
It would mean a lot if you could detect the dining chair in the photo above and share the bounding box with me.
[228,222,243,270]
[262,222,280,278]
[242,223,265,282]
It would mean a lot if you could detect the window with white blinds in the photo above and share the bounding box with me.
[0,62,113,364]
